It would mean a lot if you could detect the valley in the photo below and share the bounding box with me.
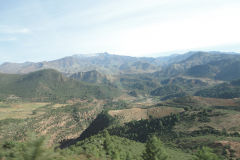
[1,51,240,159]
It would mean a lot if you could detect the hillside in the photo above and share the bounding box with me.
[150,85,187,100]
[0,101,106,144]
[160,76,213,92]
[0,69,120,102]
[195,80,240,99]
[186,59,240,80]
[117,74,160,95]
[152,51,240,81]
[70,70,109,84]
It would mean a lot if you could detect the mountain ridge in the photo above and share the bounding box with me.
[1,51,240,81]
[0,69,120,102]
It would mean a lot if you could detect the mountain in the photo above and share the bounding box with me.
[1,51,240,80]
[0,62,42,74]
[1,51,240,101]
[152,51,240,80]
[154,51,197,65]
[70,70,109,84]
[0,53,160,75]
[0,52,193,75]
[185,54,240,80]
[0,69,120,102]
[119,61,157,73]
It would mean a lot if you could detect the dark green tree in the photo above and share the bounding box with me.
[103,130,112,155]
[103,130,120,160]
[142,135,168,160]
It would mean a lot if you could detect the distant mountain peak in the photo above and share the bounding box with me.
[73,52,110,58]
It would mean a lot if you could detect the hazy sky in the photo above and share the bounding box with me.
[0,0,240,62]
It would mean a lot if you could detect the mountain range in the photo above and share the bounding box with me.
[0,51,240,102]
[0,52,159,74]
[1,51,240,81]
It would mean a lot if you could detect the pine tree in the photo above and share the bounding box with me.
[103,130,113,155]
[142,135,168,160]
[103,130,120,160]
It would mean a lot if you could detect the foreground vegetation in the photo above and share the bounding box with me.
[1,103,240,159]
[2,132,220,160]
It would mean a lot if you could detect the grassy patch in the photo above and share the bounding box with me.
[0,102,50,120]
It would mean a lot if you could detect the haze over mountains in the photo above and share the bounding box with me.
[1,51,240,81]
[0,52,157,74]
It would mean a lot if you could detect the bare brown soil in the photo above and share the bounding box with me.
[216,140,240,158]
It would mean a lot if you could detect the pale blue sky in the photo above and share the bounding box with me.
[0,0,240,62]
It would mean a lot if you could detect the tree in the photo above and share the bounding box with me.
[103,130,112,155]
[142,135,168,160]
[194,146,220,160]
[103,130,119,160]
